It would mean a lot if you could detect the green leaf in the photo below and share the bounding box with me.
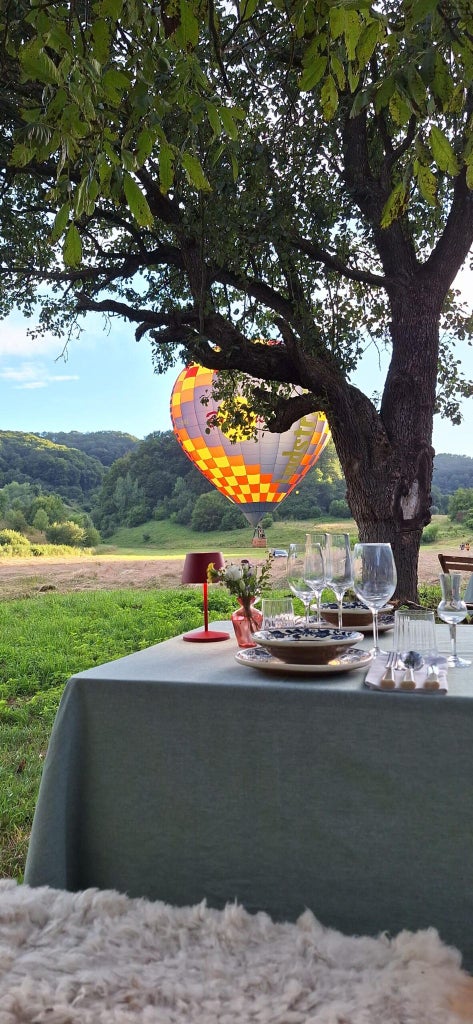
[347,65,360,93]
[374,77,395,113]
[136,128,158,166]
[343,12,363,62]
[159,143,175,193]
[92,19,110,64]
[330,55,346,91]
[430,126,460,175]
[329,7,345,39]
[9,142,34,168]
[410,0,438,23]
[239,0,258,19]
[74,176,90,217]
[206,102,222,137]
[380,183,409,228]
[413,161,437,205]
[389,91,411,126]
[44,24,74,55]
[102,69,131,104]
[219,107,239,140]
[181,152,211,191]
[356,22,379,69]
[63,223,82,267]
[96,0,124,17]
[298,56,328,92]
[432,53,454,107]
[231,153,239,182]
[123,172,154,226]
[174,0,199,49]
[49,202,70,244]
[407,68,427,112]
[350,87,373,118]
[466,162,473,190]
[20,47,60,86]
[321,75,338,120]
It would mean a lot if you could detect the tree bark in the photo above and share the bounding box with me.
[323,282,440,603]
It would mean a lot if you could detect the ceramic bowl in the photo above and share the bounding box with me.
[320,601,393,628]
[252,625,363,665]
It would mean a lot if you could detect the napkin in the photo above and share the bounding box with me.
[364,655,448,694]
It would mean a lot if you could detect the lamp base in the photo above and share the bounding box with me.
[183,629,230,643]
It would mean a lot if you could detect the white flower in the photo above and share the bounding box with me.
[225,565,243,582]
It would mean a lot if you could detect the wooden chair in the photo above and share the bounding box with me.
[438,554,473,608]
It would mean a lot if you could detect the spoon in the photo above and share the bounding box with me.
[400,650,424,687]
[400,650,424,671]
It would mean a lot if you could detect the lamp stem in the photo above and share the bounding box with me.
[202,581,209,632]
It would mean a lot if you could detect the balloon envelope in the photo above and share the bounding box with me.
[170,364,330,526]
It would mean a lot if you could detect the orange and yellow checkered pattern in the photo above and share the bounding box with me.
[170,364,330,526]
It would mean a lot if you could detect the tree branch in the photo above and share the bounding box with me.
[288,232,386,287]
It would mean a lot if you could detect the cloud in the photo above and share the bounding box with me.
[0,319,64,358]
[0,362,79,390]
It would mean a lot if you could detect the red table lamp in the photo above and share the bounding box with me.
[182,552,230,642]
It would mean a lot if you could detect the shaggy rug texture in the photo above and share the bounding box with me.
[0,879,472,1023]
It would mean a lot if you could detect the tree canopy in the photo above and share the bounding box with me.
[1,1,473,598]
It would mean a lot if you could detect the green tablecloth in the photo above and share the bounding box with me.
[25,623,473,968]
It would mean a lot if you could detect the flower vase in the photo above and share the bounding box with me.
[231,599,263,648]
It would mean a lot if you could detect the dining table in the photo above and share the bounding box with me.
[24,621,473,969]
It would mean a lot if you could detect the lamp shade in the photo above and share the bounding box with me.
[182,551,225,584]
[182,551,229,643]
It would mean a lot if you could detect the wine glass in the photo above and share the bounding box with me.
[438,572,471,668]
[325,533,353,628]
[286,544,314,623]
[352,543,397,656]
[303,539,326,625]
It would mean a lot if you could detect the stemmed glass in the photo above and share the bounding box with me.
[438,572,471,668]
[352,543,397,656]
[325,533,353,628]
[303,537,326,625]
[286,544,314,623]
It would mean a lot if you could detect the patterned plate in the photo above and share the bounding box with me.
[235,646,373,676]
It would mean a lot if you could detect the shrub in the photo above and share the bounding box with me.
[328,499,351,518]
[45,521,86,546]
[421,524,439,544]
[0,530,31,556]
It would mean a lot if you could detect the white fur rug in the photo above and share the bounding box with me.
[0,880,472,1023]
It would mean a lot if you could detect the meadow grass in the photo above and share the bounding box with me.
[97,513,461,557]
[0,585,234,881]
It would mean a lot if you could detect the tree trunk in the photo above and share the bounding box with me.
[323,284,440,603]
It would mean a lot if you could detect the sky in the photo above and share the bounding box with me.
[0,264,472,454]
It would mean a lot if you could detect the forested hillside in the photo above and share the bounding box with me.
[0,428,471,536]
[0,431,104,504]
[40,430,139,467]
[432,454,473,495]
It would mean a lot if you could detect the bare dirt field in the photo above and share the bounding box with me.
[0,545,458,601]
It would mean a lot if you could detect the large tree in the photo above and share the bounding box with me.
[1,0,473,598]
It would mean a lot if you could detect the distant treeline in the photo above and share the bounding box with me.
[0,429,471,536]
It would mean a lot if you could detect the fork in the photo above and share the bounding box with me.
[380,650,397,686]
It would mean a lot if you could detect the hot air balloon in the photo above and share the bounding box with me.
[170,363,330,528]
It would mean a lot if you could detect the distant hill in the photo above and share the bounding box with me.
[0,431,104,504]
[432,453,473,493]
[40,430,140,467]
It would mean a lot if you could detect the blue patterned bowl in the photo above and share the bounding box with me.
[252,626,364,664]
